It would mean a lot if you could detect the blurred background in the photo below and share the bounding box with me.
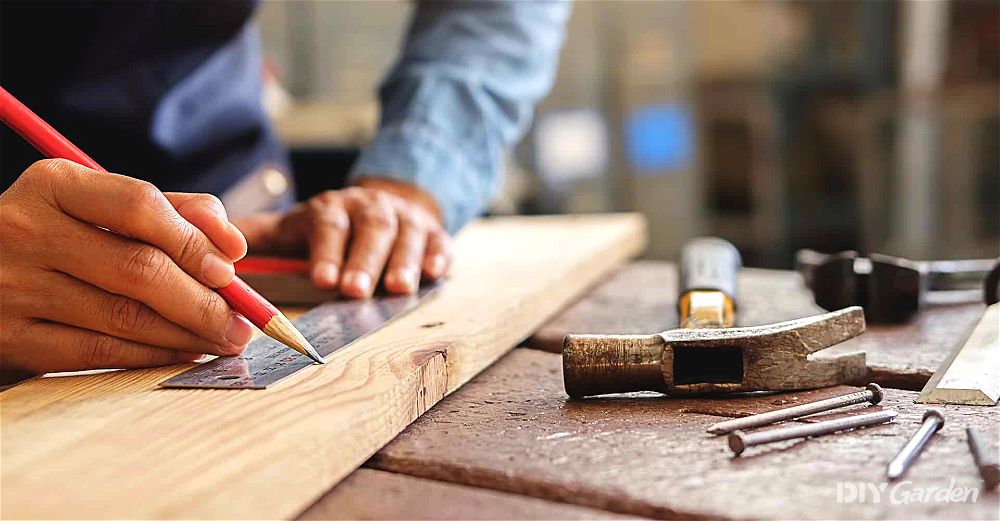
[257,0,999,268]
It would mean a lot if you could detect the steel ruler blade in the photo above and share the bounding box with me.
[159,286,436,389]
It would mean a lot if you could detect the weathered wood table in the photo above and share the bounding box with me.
[301,261,998,520]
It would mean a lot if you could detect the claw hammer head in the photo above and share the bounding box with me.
[562,306,867,398]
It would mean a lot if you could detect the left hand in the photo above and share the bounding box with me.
[231,178,451,298]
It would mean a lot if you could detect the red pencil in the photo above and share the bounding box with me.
[0,86,324,364]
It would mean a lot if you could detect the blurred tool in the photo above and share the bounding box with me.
[966,427,1000,490]
[563,238,867,397]
[984,259,1000,306]
[0,86,323,365]
[728,409,898,457]
[887,410,944,480]
[917,259,1000,406]
[796,250,994,323]
[706,384,884,435]
[677,237,740,328]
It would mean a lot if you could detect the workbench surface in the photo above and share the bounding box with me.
[302,261,998,520]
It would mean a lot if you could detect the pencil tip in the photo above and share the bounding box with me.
[262,314,325,364]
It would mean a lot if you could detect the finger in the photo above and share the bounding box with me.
[39,161,235,288]
[11,271,242,356]
[229,212,286,252]
[164,193,247,261]
[384,216,426,294]
[43,219,255,349]
[13,320,200,374]
[340,200,398,298]
[307,197,351,289]
[422,229,452,280]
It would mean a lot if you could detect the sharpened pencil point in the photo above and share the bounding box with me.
[262,314,325,364]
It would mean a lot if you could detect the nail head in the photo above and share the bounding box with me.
[728,430,747,456]
[866,383,884,404]
[922,409,945,429]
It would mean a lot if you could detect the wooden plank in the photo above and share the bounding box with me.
[370,349,999,520]
[0,214,646,520]
[917,303,1000,405]
[298,468,648,520]
[527,262,986,390]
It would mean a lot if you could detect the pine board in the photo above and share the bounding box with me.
[369,349,1000,520]
[0,214,646,520]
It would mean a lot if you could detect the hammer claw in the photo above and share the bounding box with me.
[659,306,865,352]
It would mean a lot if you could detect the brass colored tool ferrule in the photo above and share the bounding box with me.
[678,290,734,329]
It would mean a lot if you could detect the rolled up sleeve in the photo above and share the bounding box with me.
[349,0,571,233]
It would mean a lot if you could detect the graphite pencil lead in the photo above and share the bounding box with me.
[262,314,326,364]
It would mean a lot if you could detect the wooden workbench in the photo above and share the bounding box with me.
[301,261,998,520]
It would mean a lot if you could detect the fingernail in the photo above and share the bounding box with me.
[218,343,245,356]
[227,223,248,260]
[429,255,447,278]
[313,262,339,288]
[225,313,254,346]
[178,352,204,363]
[202,254,235,287]
[343,270,373,297]
[394,268,418,293]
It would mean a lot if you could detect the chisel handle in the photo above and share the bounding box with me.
[678,237,741,328]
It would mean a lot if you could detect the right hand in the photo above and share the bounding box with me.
[0,159,254,377]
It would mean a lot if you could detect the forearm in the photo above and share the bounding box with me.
[349,0,571,232]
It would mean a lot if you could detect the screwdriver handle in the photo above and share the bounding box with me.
[679,237,742,299]
[678,237,741,328]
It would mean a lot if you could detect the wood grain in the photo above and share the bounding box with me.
[369,349,999,520]
[298,468,648,520]
[0,214,646,520]
[527,261,986,390]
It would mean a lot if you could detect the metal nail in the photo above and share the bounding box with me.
[728,409,898,456]
[967,427,1000,490]
[708,384,885,435]
[887,410,945,480]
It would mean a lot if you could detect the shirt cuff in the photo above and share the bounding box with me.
[348,121,492,234]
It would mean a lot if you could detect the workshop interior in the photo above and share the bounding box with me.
[260,0,998,265]
[1,1,998,521]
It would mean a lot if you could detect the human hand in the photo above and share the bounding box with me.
[0,159,253,375]
[233,178,451,298]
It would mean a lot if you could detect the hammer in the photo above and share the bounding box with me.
[563,238,867,398]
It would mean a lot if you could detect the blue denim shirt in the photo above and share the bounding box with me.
[351,1,570,231]
[0,1,570,233]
